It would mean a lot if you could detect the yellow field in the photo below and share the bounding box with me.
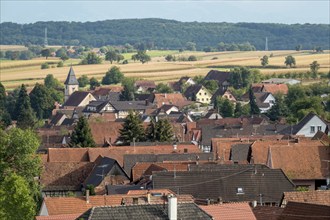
[1,50,329,89]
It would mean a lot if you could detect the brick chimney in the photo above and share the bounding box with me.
[168,194,177,220]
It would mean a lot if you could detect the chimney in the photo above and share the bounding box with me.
[164,93,167,98]
[168,194,177,220]
[145,99,149,106]
[86,190,90,203]
[147,190,151,204]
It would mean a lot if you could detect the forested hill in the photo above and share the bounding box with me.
[1,18,329,50]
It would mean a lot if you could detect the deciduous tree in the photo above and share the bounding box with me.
[0,173,36,220]
[260,55,269,67]
[102,66,124,85]
[310,61,320,75]
[41,48,51,59]
[78,75,89,87]
[120,77,136,101]
[29,83,55,119]
[285,55,296,67]
[156,83,173,93]
[90,77,100,90]
[0,128,42,212]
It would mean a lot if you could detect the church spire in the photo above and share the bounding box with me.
[64,66,79,85]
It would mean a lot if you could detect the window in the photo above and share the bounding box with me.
[237,188,244,194]
[204,92,207,95]
[310,126,315,133]
[206,98,209,101]
[317,126,322,131]
[199,93,202,95]
[202,98,204,101]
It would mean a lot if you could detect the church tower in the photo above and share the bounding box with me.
[64,67,79,102]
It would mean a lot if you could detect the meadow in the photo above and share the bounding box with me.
[0,49,329,89]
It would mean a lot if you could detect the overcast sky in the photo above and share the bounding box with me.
[1,0,329,24]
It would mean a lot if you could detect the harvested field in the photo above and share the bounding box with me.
[1,50,329,89]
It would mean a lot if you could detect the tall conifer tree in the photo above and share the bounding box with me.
[15,84,36,129]
[69,116,95,148]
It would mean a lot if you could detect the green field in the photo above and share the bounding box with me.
[1,50,329,89]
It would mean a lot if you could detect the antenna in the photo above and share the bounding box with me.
[44,27,48,47]
[265,37,268,51]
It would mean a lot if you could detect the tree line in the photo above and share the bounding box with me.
[1,18,329,50]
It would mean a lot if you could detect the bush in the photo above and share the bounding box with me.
[41,63,49,69]
[122,60,128,64]
[188,55,197,61]
[57,61,64,67]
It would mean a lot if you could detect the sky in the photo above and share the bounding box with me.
[1,0,329,24]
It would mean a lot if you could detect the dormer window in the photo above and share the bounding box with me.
[237,187,244,194]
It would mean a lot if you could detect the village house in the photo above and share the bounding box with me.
[184,84,213,104]
[204,70,231,90]
[211,88,237,103]
[169,76,196,92]
[134,80,156,93]
[280,112,329,137]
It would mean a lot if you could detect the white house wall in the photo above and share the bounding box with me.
[296,116,327,137]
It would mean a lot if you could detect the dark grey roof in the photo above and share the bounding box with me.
[135,93,153,101]
[49,112,66,125]
[110,101,154,111]
[63,91,91,107]
[204,70,231,86]
[200,123,288,146]
[64,67,79,85]
[230,144,252,162]
[211,87,226,102]
[83,100,109,113]
[124,153,214,176]
[84,203,212,220]
[84,157,129,187]
[153,165,295,204]
[184,84,203,98]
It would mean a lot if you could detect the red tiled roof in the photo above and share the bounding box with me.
[40,162,95,191]
[252,206,284,220]
[47,148,89,162]
[262,83,288,95]
[42,193,194,216]
[46,144,202,166]
[135,80,156,88]
[152,93,192,108]
[282,191,330,206]
[88,121,123,145]
[199,202,257,220]
[251,140,330,179]
[36,214,80,220]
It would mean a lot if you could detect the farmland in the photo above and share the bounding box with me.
[0,50,329,89]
